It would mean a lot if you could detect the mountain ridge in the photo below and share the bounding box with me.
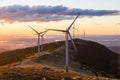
[0,38,120,79]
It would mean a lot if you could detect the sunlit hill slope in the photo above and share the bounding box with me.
[0,38,120,80]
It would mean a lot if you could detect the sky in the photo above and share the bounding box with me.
[0,0,120,51]
[0,0,120,35]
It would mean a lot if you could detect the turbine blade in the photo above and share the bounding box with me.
[48,29,65,32]
[40,30,48,35]
[28,25,39,34]
[67,13,80,31]
[68,32,78,53]
[42,31,47,36]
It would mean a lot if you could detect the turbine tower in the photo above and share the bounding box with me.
[72,23,78,39]
[83,30,86,40]
[29,26,47,56]
[48,13,80,72]
[40,31,47,51]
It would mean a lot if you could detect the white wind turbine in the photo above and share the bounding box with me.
[48,13,80,72]
[72,23,78,39]
[83,29,86,40]
[40,31,48,51]
[29,25,47,55]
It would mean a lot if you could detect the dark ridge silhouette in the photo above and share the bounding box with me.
[0,38,119,78]
[74,39,119,78]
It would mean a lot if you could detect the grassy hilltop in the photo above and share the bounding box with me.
[0,39,119,80]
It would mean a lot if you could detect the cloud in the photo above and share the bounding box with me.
[0,5,119,23]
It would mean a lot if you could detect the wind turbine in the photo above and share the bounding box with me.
[48,13,80,72]
[29,25,47,56]
[72,23,78,39]
[40,31,48,51]
[83,30,86,40]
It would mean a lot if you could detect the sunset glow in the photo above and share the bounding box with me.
[0,0,120,50]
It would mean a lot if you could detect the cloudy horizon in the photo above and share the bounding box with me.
[0,0,120,52]
[0,5,119,23]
